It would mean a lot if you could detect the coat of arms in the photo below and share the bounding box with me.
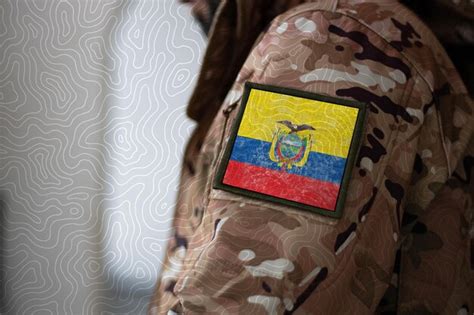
[269,120,315,170]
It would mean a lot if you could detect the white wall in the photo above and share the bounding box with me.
[0,1,206,314]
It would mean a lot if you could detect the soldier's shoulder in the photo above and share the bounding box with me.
[270,0,465,94]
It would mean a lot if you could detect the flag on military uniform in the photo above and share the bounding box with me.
[214,83,366,218]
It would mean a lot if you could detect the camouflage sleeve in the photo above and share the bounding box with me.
[395,129,474,314]
[393,91,474,312]
[153,3,474,314]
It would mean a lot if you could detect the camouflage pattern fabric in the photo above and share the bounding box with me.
[149,0,474,314]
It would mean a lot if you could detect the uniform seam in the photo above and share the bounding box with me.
[434,99,453,175]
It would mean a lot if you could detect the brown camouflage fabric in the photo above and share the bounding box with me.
[149,0,474,313]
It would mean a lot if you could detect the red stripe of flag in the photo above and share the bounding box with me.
[223,160,339,211]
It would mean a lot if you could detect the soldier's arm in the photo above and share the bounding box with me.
[167,2,474,314]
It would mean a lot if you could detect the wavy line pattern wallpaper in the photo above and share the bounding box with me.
[0,0,206,313]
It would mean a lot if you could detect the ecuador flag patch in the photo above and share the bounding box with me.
[213,83,366,218]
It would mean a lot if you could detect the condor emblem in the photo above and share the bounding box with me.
[213,82,367,218]
[270,120,315,170]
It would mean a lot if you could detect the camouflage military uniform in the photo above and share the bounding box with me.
[149,0,474,313]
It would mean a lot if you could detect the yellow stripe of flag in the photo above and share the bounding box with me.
[238,89,359,158]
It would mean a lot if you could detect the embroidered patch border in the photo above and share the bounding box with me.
[213,82,367,218]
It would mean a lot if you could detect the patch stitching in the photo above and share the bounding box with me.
[213,82,367,218]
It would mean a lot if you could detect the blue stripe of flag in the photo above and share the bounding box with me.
[229,136,346,184]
